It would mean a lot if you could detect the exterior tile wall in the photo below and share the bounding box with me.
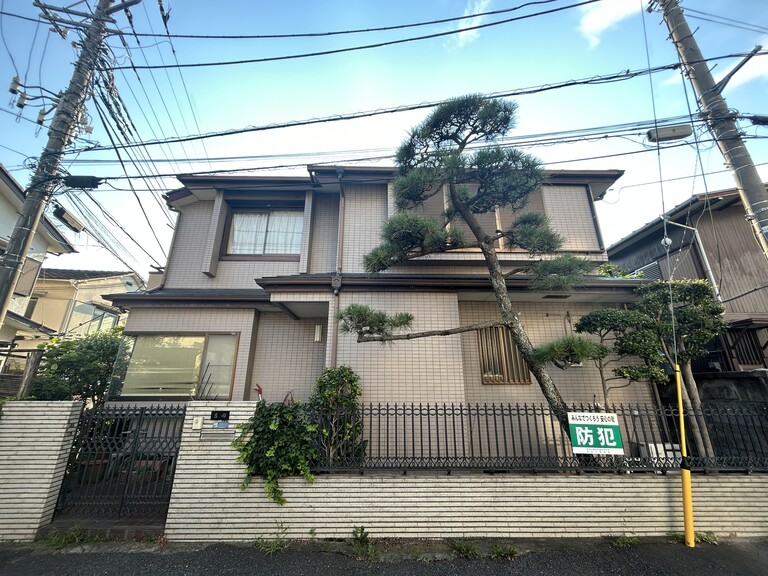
[308,193,339,274]
[542,185,601,252]
[250,313,328,402]
[336,291,465,404]
[0,401,81,542]
[124,307,256,401]
[342,184,388,274]
[459,301,655,406]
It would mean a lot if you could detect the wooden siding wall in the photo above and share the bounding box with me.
[0,401,82,542]
[609,202,768,317]
[164,402,768,541]
[700,203,768,315]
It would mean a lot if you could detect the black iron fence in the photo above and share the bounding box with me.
[56,404,186,520]
[310,402,768,473]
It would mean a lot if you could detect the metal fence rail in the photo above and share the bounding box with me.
[310,402,768,473]
[56,404,186,520]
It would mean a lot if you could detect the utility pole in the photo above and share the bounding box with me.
[0,0,139,329]
[656,0,768,258]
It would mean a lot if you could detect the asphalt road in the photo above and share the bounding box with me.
[1,538,767,576]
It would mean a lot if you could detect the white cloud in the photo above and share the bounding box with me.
[579,0,637,49]
[449,0,492,50]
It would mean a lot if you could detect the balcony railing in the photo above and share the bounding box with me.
[309,402,768,473]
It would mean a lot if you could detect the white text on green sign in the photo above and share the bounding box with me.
[567,412,624,455]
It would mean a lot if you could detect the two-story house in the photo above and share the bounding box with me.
[608,186,768,401]
[22,269,142,338]
[105,165,654,407]
[0,165,75,388]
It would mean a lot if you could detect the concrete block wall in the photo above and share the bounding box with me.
[0,401,81,542]
[165,402,768,542]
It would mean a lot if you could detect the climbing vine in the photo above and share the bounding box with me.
[233,400,317,504]
[233,366,364,504]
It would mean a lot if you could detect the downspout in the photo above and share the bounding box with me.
[664,220,722,302]
[62,279,81,334]
[330,168,346,367]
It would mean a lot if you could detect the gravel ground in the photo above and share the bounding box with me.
[1,537,767,576]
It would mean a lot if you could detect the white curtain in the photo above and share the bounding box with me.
[264,211,303,253]
[229,212,268,254]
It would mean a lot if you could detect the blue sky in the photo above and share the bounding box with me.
[1,0,767,276]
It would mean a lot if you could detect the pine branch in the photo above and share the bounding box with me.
[356,320,504,343]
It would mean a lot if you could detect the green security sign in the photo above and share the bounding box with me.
[567,412,624,456]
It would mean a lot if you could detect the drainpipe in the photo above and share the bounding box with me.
[62,279,81,334]
[664,220,722,302]
[330,168,346,367]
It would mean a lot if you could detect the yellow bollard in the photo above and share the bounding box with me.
[675,364,695,547]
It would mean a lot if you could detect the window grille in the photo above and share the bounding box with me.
[477,325,531,384]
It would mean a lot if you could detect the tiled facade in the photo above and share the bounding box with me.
[109,166,647,408]
[336,291,466,404]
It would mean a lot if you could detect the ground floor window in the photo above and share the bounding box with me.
[109,333,237,400]
[478,325,531,384]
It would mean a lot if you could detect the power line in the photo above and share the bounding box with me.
[91,93,168,259]
[684,8,768,35]
[150,2,213,172]
[70,50,766,155]
[0,0,19,76]
[89,133,767,182]
[686,14,768,36]
[57,113,713,169]
[104,0,564,41]
[103,0,601,71]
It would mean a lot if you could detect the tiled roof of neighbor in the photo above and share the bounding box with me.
[39,269,132,281]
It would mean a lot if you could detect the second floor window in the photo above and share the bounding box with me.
[227,210,303,255]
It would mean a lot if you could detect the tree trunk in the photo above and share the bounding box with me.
[681,361,715,459]
[18,349,43,398]
[447,183,571,433]
[677,370,707,459]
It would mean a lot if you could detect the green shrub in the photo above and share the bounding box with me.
[31,328,124,406]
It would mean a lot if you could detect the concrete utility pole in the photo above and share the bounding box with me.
[0,0,139,329]
[656,0,768,258]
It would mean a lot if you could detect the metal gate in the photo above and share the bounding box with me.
[56,404,186,520]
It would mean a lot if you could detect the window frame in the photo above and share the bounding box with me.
[222,208,304,261]
[110,331,239,401]
[477,325,531,385]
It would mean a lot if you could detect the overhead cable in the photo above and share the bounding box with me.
[71,51,766,154]
[103,0,601,71]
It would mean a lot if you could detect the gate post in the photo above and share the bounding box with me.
[0,401,82,541]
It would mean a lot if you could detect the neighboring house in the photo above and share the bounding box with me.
[23,269,143,339]
[105,165,654,408]
[608,187,768,398]
[0,165,75,383]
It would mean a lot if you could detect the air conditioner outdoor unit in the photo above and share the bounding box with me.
[639,442,682,466]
